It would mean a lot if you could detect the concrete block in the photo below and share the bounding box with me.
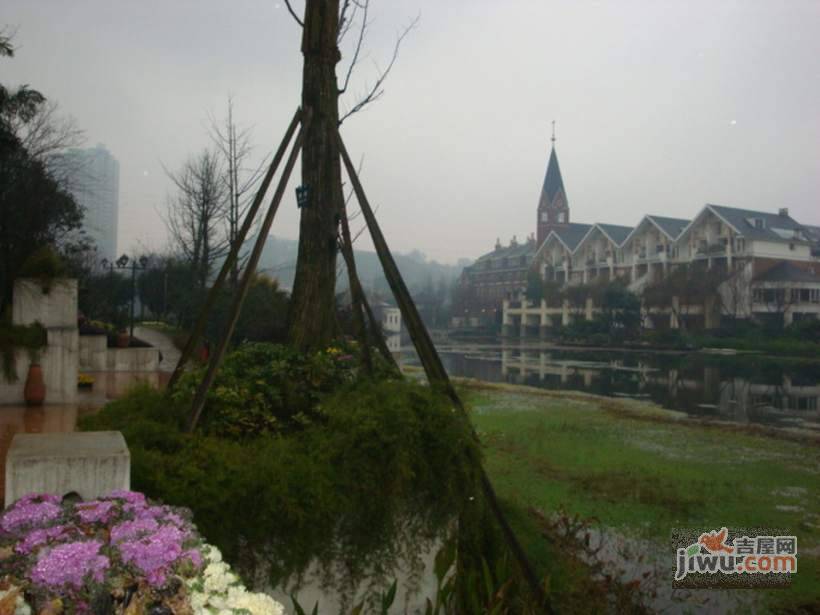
[106,347,160,372]
[40,328,79,404]
[12,279,78,329]
[5,431,130,507]
[79,335,108,371]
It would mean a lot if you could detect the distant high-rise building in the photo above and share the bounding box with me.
[53,144,120,262]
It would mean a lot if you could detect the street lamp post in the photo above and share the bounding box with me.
[101,254,150,340]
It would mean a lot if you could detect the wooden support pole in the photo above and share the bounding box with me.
[337,131,551,611]
[185,122,306,433]
[167,108,302,392]
[337,204,373,374]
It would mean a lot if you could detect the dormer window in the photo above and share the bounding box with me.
[754,219,764,229]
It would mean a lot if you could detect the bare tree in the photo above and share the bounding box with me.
[208,98,267,287]
[5,100,84,161]
[163,149,229,290]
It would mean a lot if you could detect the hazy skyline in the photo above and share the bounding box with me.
[4,0,819,264]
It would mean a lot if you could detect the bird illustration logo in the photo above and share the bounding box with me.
[698,528,734,554]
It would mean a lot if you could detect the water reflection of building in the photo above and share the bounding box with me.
[464,344,820,427]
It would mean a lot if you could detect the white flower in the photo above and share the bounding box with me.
[203,562,237,594]
[187,540,285,615]
[204,544,223,563]
[189,592,208,611]
[227,586,284,615]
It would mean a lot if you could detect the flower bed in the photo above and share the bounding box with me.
[0,491,284,615]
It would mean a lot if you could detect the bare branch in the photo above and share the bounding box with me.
[283,0,304,27]
[162,149,230,288]
[6,100,84,161]
[338,0,369,95]
[339,13,419,125]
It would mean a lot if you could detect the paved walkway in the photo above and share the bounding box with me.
[133,326,181,373]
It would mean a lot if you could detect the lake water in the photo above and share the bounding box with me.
[402,339,820,431]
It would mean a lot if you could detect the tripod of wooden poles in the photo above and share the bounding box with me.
[165,108,551,611]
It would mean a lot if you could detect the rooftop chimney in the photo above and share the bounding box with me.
[495,237,502,251]
[779,207,789,217]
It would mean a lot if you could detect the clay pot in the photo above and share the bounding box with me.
[197,345,209,363]
[116,331,130,348]
[24,363,46,406]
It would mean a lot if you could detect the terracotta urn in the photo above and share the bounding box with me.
[116,331,130,348]
[24,363,46,406]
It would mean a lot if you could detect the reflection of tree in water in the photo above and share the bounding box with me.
[244,515,447,612]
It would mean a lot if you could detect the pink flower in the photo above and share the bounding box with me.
[110,517,159,543]
[107,490,147,506]
[1,495,62,533]
[75,500,116,524]
[30,540,110,588]
[117,525,186,587]
[183,548,203,568]
[15,524,77,554]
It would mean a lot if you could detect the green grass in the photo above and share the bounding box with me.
[464,383,820,612]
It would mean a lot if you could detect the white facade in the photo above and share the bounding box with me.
[510,205,820,333]
[381,307,402,335]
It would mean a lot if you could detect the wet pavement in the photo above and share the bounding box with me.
[0,326,180,503]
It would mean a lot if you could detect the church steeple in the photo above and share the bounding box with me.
[536,125,569,245]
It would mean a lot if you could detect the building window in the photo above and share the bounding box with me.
[541,212,548,222]
[789,243,796,251]
[558,212,566,223]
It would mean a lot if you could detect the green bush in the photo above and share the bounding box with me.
[80,378,480,590]
[786,318,820,344]
[169,342,371,438]
[0,320,47,380]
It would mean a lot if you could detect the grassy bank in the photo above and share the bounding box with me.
[462,381,820,612]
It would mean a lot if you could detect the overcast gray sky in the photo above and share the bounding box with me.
[4,0,819,263]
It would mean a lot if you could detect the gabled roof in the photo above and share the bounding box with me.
[622,214,690,247]
[540,146,566,205]
[595,223,633,246]
[755,261,820,284]
[705,204,809,243]
[533,223,592,260]
[548,223,592,251]
[647,215,690,239]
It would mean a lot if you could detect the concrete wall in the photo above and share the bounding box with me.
[749,240,811,261]
[106,347,160,372]
[78,335,108,371]
[5,432,130,506]
[0,279,79,405]
[79,334,160,372]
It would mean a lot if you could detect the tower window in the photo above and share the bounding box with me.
[540,212,548,222]
[558,212,566,223]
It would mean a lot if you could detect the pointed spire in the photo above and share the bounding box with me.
[551,120,556,146]
[540,141,565,205]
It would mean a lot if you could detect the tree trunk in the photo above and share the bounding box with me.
[287,0,343,352]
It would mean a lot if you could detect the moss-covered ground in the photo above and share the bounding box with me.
[462,380,820,613]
